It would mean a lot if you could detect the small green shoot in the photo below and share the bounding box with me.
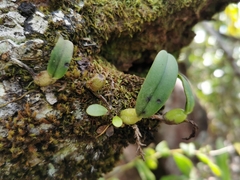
[11,35,74,87]
[33,35,73,86]
[47,35,74,79]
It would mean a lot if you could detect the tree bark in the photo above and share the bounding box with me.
[0,0,239,179]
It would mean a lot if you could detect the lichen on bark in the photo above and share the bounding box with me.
[0,0,239,179]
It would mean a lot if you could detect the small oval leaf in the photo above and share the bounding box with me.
[86,104,108,117]
[112,116,123,127]
[47,36,74,79]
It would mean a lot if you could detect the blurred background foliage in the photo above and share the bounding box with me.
[181,3,240,140]
[106,3,240,180]
[178,3,240,178]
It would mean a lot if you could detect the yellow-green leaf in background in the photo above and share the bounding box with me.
[172,153,193,176]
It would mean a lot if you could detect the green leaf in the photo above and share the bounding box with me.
[112,116,123,127]
[135,50,178,118]
[86,104,108,117]
[155,141,171,157]
[160,175,189,180]
[135,159,156,180]
[196,152,222,176]
[196,152,211,164]
[178,74,195,114]
[173,153,193,176]
[215,138,229,179]
[208,161,222,177]
[47,35,74,79]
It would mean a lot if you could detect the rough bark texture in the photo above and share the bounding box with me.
[0,0,239,179]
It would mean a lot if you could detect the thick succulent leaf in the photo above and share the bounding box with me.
[135,50,178,118]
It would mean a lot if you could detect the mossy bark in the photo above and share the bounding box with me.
[0,0,239,179]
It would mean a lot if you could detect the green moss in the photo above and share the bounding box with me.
[0,55,160,179]
[19,0,202,70]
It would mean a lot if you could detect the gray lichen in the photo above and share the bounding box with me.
[0,10,25,42]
